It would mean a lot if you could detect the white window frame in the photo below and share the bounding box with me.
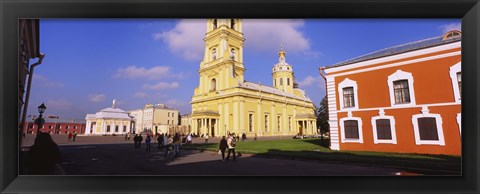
[449,62,461,103]
[457,113,461,135]
[371,109,397,144]
[388,70,416,107]
[338,78,359,111]
[411,106,445,146]
[339,112,363,143]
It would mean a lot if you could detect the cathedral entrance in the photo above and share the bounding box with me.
[298,121,304,135]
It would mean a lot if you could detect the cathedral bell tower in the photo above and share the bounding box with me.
[196,19,245,95]
[272,48,295,94]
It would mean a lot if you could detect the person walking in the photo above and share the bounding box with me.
[218,136,228,161]
[226,134,236,161]
[145,134,151,151]
[187,134,192,144]
[67,132,73,142]
[133,134,139,148]
[157,133,164,150]
[138,134,143,149]
[173,133,181,157]
[127,132,131,141]
[164,134,173,157]
[73,131,77,142]
[205,134,209,143]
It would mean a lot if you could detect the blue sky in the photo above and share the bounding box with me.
[27,19,460,119]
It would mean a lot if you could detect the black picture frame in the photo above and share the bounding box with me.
[1,0,479,193]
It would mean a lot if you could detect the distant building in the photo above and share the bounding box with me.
[85,99,135,135]
[180,114,192,134]
[127,103,179,134]
[324,30,461,155]
[21,115,86,135]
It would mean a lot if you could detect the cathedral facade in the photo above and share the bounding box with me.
[191,19,316,137]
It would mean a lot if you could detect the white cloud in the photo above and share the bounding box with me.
[243,19,312,54]
[142,82,179,90]
[113,66,176,79]
[88,94,106,103]
[33,74,64,88]
[154,19,206,61]
[297,76,324,88]
[440,22,461,33]
[133,92,149,98]
[154,19,319,61]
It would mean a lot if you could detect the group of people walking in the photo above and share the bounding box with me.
[67,131,77,142]
[132,132,183,158]
[130,131,248,161]
[218,133,237,161]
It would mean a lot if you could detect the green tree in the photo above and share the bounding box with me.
[316,96,329,135]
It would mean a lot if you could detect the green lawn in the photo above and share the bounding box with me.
[182,138,461,175]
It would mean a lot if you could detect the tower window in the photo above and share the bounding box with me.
[287,78,290,86]
[274,79,276,87]
[213,19,217,29]
[231,19,235,29]
[211,48,217,60]
[230,48,236,60]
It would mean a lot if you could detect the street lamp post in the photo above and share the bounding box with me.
[34,103,46,136]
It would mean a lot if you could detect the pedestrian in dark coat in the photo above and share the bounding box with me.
[145,135,151,151]
[133,134,139,148]
[73,131,77,142]
[138,135,143,148]
[157,134,164,150]
[219,136,228,161]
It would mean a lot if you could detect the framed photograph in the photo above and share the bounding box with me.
[1,0,479,193]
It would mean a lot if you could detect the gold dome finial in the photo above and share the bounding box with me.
[279,42,286,57]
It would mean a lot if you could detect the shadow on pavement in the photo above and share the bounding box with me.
[252,148,461,175]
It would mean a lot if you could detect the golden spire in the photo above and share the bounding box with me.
[278,42,286,57]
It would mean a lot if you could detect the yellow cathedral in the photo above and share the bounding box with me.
[191,19,316,137]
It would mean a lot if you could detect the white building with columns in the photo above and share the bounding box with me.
[85,99,135,135]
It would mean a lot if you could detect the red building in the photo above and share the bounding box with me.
[323,31,461,155]
[22,115,86,135]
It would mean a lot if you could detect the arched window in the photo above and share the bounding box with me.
[213,19,217,29]
[230,48,236,60]
[231,19,235,29]
[211,78,217,91]
[211,48,217,60]
[287,78,290,86]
